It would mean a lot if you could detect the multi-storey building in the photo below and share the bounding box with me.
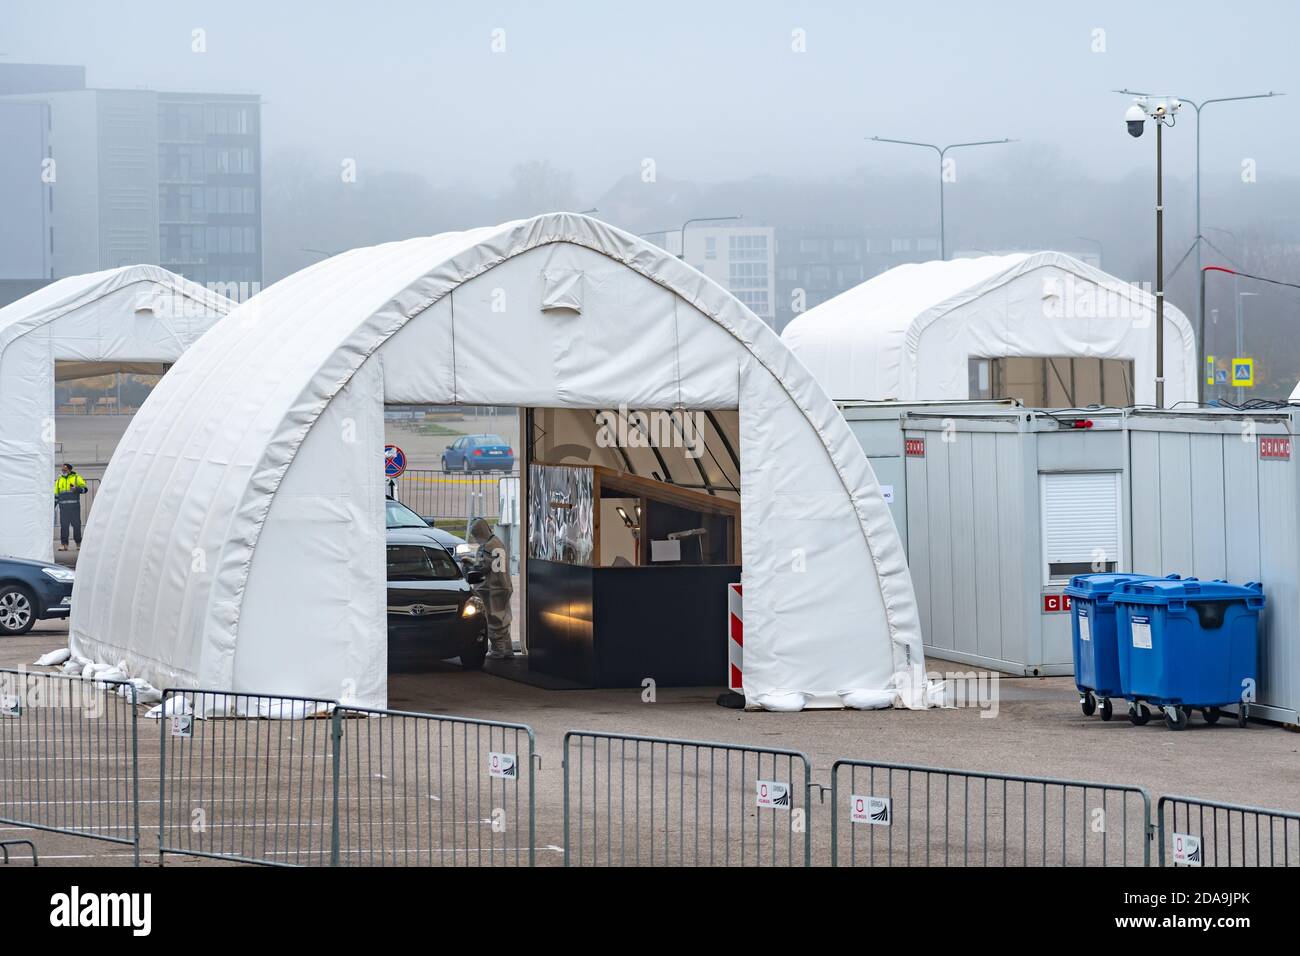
[0,64,261,299]
[647,225,777,327]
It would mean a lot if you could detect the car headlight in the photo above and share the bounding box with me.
[461,596,483,618]
[455,543,473,557]
[42,567,75,583]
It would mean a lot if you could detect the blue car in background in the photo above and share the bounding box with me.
[441,434,516,473]
[0,555,74,636]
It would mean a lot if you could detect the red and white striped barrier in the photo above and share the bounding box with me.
[727,583,743,693]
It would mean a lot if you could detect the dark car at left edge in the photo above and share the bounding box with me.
[0,555,75,636]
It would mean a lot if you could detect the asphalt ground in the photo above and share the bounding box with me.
[3,619,1297,867]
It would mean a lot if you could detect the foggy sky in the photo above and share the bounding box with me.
[5,0,1295,197]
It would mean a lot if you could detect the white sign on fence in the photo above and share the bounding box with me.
[488,751,517,779]
[755,780,791,810]
[1171,832,1202,866]
[169,714,194,738]
[850,794,892,826]
[0,694,21,718]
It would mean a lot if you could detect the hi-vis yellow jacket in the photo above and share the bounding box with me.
[54,471,87,504]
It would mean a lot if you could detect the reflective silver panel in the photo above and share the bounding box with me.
[528,463,594,566]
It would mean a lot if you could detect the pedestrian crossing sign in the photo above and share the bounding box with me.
[1215,369,1229,385]
[1232,358,1254,388]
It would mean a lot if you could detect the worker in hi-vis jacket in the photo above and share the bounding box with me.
[54,463,88,551]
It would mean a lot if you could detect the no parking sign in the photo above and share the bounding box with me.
[384,444,407,479]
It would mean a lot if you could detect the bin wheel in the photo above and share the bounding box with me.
[1080,691,1096,717]
[1164,706,1190,731]
[1128,702,1151,726]
[1099,697,1113,721]
[1203,706,1221,725]
[1237,703,1249,728]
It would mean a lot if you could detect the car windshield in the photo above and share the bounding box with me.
[475,435,507,446]
[385,498,428,529]
[386,545,461,581]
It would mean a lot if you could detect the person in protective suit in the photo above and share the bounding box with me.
[54,463,88,551]
[466,517,514,658]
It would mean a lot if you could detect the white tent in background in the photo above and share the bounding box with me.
[781,251,1197,405]
[70,214,928,712]
[0,265,233,562]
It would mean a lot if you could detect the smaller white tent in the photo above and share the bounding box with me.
[781,251,1197,405]
[0,266,233,562]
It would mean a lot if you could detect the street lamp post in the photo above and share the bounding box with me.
[1115,89,1283,388]
[678,215,743,260]
[868,136,1014,260]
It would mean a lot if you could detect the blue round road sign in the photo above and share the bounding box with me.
[384,444,406,478]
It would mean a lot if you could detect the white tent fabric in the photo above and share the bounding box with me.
[0,266,233,562]
[781,251,1197,405]
[69,214,929,711]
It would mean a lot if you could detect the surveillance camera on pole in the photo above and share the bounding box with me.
[1125,103,1147,137]
[1125,96,1181,137]
[1124,96,1181,408]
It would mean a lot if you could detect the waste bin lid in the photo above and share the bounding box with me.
[1112,577,1264,606]
[1064,573,1172,601]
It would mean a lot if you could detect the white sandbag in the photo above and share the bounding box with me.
[61,660,83,674]
[145,695,193,720]
[837,688,894,710]
[116,678,163,705]
[257,698,334,720]
[753,691,809,712]
[34,647,72,667]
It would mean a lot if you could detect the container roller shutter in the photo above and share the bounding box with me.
[1040,471,1122,584]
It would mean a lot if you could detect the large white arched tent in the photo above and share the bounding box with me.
[70,214,928,711]
[0,265,233,562]
[781,251,1197,404]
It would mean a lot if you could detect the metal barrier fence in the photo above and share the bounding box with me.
[563,730,812,866]
[1158,795,1300,867]
[0,668,140,865]
[831,760,1152,867]
[158,689,337,867]
[394,470,508,522]
[14,672,1300,869]
[333,707,535,866]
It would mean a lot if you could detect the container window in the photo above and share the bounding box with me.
[968,357,1134,406]
[1040,472,1123,585]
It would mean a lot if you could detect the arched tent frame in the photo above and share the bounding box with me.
[71,215,927,711]
[0,265,234,562]
[781,251,1197,405]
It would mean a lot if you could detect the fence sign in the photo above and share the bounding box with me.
[850,795,892,826]
[756,780,791,810]
[1171,832,1202,866]
[488,751,518,779]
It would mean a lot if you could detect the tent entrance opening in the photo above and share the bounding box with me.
[521,406,741,689]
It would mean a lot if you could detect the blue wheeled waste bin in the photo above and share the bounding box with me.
[1064,573,1168,722]
[1112,578,1265,731]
